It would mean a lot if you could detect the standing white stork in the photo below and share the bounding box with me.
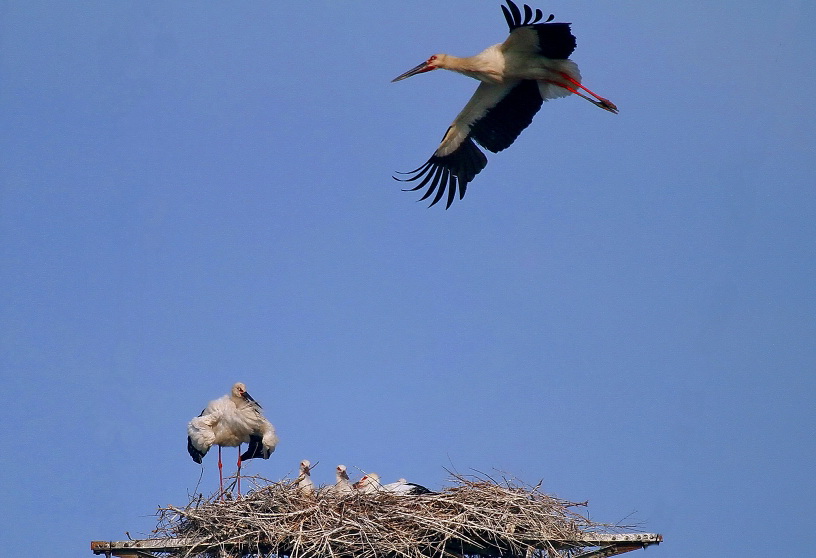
[392,0,618,208]
[187,382,278,497]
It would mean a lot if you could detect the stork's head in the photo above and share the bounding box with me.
[392,54,444,82]
[300,460,312,473]
[353,472,381,492]
[232,382,258,404]
[337,464,349,480]
[232,382,247,398]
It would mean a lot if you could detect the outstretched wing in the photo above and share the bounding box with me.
[395,80,542,208]
[501,1,576,59]
[469,79,543,153]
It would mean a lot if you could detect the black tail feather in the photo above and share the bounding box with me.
[187,436,205,464]
[240,434,271,461]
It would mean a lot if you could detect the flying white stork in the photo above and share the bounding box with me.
[393,0,617,208]
[187,382,279,497]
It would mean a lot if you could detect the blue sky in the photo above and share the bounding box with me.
[1,1,814,556]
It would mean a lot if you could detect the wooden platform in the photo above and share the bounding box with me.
[91,532,662,558]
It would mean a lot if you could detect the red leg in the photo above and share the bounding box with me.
[236,446,242,497]
[557,72,618,113]
[218,446,224,500]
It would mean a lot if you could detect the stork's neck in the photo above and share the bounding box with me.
[438,47,503,83]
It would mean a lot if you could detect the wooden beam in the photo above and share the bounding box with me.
[573,533,663,546]
[92,533,662,557]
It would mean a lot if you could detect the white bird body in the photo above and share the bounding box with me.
[383,478,433,495]
[393,1,616,208]
[354,473,432,495]
[187,382,278,496]
[353,472,383,494]
[331,464,355,496]
[187,383,278,461]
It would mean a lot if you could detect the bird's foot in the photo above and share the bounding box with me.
[594,98,619,114]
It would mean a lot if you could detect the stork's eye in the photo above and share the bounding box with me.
[429,55,437,62]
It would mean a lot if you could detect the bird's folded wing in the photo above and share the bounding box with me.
[187,412,219,447]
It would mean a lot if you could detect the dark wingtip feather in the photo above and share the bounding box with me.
[429,169,449,208]
[501,5,513,29]
[445,172,457,209]
[417,166,445,203]
[505,1,553,29]
[394,138,487,209]
[508,1,522,24]
[523,4,533,24]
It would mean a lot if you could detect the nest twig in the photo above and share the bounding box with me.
[154,473,622,558]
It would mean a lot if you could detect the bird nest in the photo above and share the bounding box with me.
[154,473,621,558]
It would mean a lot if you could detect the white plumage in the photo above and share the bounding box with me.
[353,473,432,495]
[331,464,355,496]
[392,0,617,208]
[296,459,316,496]
[383,478,433,495]
[353,472,383,494]
[187,382,278,495]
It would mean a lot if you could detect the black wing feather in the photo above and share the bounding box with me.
[430,170,450,207]
[503,1,550,29]
[416,166,445,202]
[187,436,205,464]
[529,23,576,59]
[407,483,434,495]
[470,80,543,153]
[501,1,521,29]
[401,162,436,193]
[523,4,534,25]
[395,133,487,209]
[394,2,572,209]
[503,1,576,59]
[395,79,541,208]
